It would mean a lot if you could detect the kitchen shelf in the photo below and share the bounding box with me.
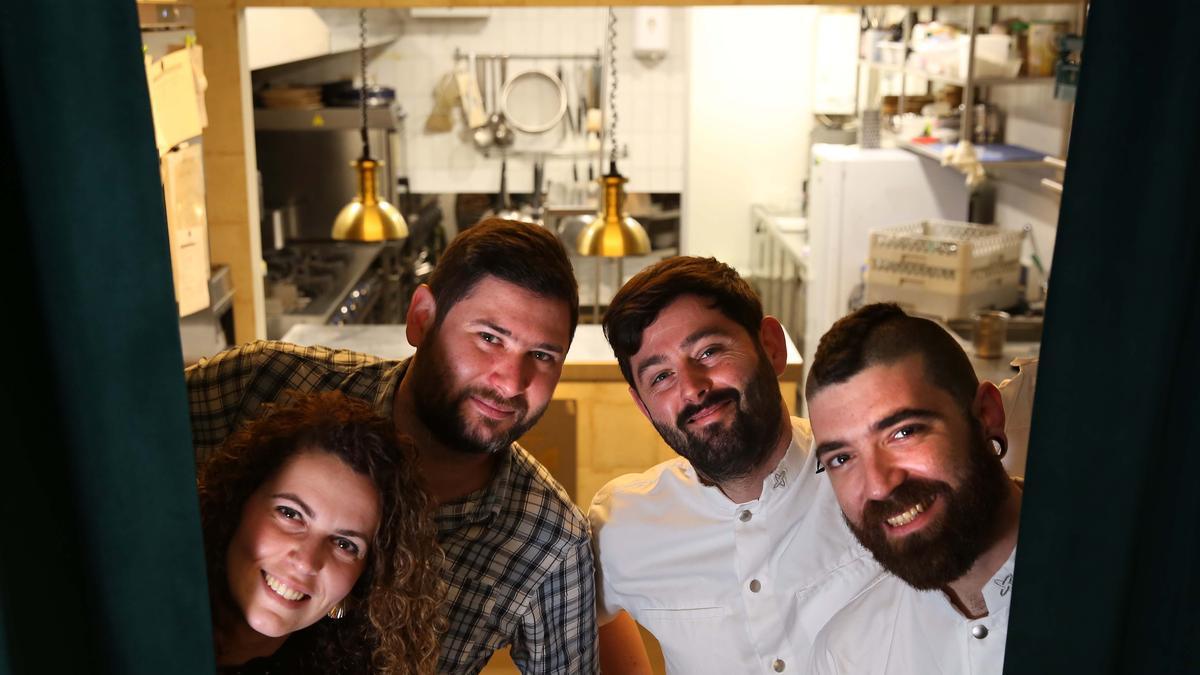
[1043,155,1067,170]
[899,139,1055,169]
[858,59,1054,88]
[856,3,1084,184]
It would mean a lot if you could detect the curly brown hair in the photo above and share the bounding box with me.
[197,391,446,674]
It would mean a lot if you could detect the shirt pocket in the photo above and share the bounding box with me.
[792,555,883,647]
[635,606,735,675]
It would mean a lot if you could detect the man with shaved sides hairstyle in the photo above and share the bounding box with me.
[805,303,1023,675]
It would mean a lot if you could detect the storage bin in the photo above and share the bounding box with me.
[865,220,1023,319]
[957,34,1022,79]
[878,41,906,65]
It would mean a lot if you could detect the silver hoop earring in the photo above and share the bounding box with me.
[990,436,1008,459]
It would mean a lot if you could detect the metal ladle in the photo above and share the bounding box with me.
[472,55,495,150]
[490,56,514,149]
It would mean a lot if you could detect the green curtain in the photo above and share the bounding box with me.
[0,2,213,674]
[4,0,1200,673]
[1005,1,1200,673]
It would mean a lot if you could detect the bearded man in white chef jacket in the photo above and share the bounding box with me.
[805,303,1024,675]
[589,257,881,674]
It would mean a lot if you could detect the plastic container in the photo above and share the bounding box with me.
[957,34,1022,79]
[1027,21,1067,77]
[974,310,1010,358]
[861,29,889,62]
[910,39,959,75]
[865,220,1023,319]
[877,41,907,65]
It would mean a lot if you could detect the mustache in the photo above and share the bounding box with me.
[465,386,529,418]
[675,388,741,428]
[861,478,954,528]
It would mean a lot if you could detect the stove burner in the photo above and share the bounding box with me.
[265,246,356,313]
[263,242,390,339]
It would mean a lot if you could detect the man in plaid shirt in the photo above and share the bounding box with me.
[186,219,597,674]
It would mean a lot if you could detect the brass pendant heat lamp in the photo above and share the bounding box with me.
[332,157,406,241]
[332,10,407,242]
[576,8,649,258]
[576,161,650,256]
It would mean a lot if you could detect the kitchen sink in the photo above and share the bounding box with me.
[945,315,1044,343]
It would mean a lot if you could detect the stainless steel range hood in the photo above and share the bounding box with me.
[255,106,406,241]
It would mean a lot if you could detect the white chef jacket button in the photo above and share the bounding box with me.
[749,579,762,593]
[971,625,989,639]
[772,658,786,672]
[739,510,753,522]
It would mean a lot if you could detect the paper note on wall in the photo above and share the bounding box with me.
[189,45,208,128]
[147,47,205,156]
[161,144,211,316]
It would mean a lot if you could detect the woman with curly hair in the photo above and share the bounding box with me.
[197,391,445,674]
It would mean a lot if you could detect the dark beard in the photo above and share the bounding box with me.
[407,332,545,455]
[845,429,1012,590]
[651,353,785,484]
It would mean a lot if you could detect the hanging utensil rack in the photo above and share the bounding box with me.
[456,48,609,162]
[453,49,601,63]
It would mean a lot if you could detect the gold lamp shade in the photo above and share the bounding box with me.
[576,167,650,257]
[332,158,408,241]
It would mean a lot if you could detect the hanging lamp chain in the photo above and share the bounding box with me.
[607,7,618,169]
[359,8,370,159]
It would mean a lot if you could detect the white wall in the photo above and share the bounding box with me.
[368,8,680,196]
[683,6,819,271]
[251,8,688,196]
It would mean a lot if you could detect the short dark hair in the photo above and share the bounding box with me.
[603,256,764,388]
[428,217,579,341]
[805,303,979,411]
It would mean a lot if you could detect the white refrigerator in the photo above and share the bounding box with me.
[803,144,970,374]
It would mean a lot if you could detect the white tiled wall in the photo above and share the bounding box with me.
[284,8,688,196]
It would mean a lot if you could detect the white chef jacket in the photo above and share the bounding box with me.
[589,417,881,675]
[809,547,1018,675]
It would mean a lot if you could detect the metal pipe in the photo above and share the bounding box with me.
[593,259,601,324]
[899,9,913,123]
[961,5,978,143]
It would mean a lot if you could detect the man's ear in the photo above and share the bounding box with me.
[973,381,1007,441]
[406,285,437,348]
[759,316,788,377]
[628,385,652,422]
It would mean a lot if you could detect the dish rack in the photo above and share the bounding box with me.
[865,220,1023,319]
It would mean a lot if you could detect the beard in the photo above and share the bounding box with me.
[651,351,785,485]
[844,425,1013,590]
[407,330,546,455]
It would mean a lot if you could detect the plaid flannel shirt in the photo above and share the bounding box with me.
[186,341,598,674]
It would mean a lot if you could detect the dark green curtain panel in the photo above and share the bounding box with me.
[0,2,213,674]
[1006,1,1200,674]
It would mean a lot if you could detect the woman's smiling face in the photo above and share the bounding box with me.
[225,449,381,638]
